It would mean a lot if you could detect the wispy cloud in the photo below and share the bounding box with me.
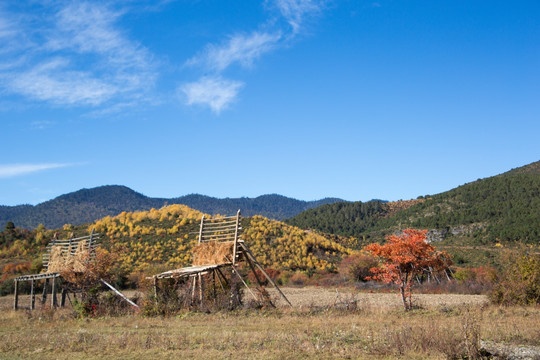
[31,120,56,130]
[0,2,156,108]
[0,163,72,178]
[10,58,117,105]
[187,31,281,72]
[180,76,244,114]
[181,0,325,113]
[273,0,325,33]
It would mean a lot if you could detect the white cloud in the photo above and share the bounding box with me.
[180,76,244,113]
[0,163,72,178]
[187,31,281,72]
[0,2,155,108]
[181,1,325,113]
[273,0,325,33]
[10,58,117,105]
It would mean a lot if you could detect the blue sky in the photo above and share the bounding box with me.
[1,0,539,206]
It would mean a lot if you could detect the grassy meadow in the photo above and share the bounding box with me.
[1,288,539,360]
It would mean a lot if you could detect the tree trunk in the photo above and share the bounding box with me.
[400,285,408,311]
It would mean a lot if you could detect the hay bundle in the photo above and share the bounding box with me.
[192,241,235,265]
[46,241,91,273]
[72,240,90,272]
[47,245,66,273]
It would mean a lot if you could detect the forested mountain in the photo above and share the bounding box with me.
[0,186,343,229]
[287,161,540,245]
[286,199,422,242]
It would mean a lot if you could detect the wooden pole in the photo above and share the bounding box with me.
[100,279,139,309]
[216,268,229,287]
[51,277,57,308]
[230,265,258,302]
[232,210,240,265]
[153,277,158,301]
[61,289,67,307]
[198,215,205,244]
[198,273,203,304]
[30,280,35,310]
[215,269,226,291]
[191,275,197,303]
[240,243,292,306]
[212,270,216,299]
[13,279,19,310]
[41,279,48,304]
[245,255,265,287]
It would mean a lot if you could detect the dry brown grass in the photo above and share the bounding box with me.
[0,287,538,359]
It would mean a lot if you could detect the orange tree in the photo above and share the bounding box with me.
[364,229,451,310]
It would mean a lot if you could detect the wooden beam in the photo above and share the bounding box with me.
[230,265,258,302]
[191,276,197,303]
[41,279,48,304]
[100,279,139,309]
[13,279,18,310]
[61,289,67,307]
[198,273,203,304]
[240,243,292,306]
[30,280,35,310]
[198,215,205,244]
[245,255,264,287]
[51,277,57,308]
[216,268,229,287]
[232,210,240,265]
[214,269,226,291]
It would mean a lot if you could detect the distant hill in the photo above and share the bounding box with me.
[287,160,540,245]
[0,186,344,229]
[286,199,421,241]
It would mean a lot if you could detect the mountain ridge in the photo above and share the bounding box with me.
[287,160,540,245]
[0,186,345,229]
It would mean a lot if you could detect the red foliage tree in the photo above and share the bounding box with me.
[364,229,452,310]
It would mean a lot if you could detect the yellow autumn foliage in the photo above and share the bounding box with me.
[88,205,354,276]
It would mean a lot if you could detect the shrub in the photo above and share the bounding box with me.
[490,252,540,305]
[290,272,308,286]
[339,253,378,282]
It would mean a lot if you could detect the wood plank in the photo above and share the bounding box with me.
[100,279,139,308]
[30,280,35,310]
[51,277,57,308]
[13,279,18,310]
[198,215,205,244]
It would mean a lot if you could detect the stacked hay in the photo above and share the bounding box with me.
[65,240,90,273]
[46,241,90,273]
[47,245,66,273]
[192,241,235,266]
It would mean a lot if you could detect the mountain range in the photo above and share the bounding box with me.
[0,186,343,229]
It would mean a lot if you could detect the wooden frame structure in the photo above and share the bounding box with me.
[150,210,292,307]
[13,230,138,310]
[13,229,99,310]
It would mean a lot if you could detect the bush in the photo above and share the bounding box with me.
[0,279,14,296]
[339,253,379,282]
[290,272,308,286]
[490,252,540,305]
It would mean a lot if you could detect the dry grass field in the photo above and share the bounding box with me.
[0,287,539,360]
